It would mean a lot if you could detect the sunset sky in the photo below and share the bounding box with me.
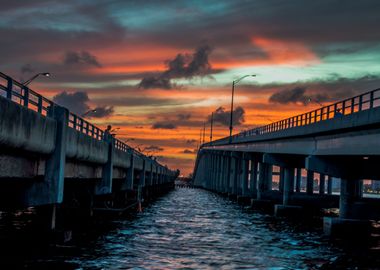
[1,0,380,175]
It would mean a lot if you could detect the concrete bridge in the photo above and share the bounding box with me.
[0,72,178,228]
[193,87,380,238]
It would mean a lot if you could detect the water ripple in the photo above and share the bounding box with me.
[69,188,341,269]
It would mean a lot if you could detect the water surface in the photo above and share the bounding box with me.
[1,188,380,269]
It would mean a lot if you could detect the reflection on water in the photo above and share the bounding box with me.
[0,188,380,269]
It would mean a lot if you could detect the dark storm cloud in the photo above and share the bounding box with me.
[186,139,197,145]
[182,149,197,154]
[53,91,90,115]
[139,45,216,89]
[53,91,113,118]
[92,97,201,107]
[0,1,125,66]
[88,106,114,118]
[177,113,191,121]
[139,77,172,90]
[211,106,245,126]
[165,45,212,78]
[269,87,311,105]
[266,75,380,106]
[143,145,164,153]
[64,51,102,67]
[151,122,177,129]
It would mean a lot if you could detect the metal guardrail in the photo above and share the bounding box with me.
[0,71,146,158]
[207,87,380,145]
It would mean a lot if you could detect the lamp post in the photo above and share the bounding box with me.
[229,74,256,141]
[210,112,213,143]
[22,72,50,86]
[82,109,97,117]
[202,122,206,144]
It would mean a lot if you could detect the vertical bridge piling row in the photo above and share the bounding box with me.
[193,87,380,239]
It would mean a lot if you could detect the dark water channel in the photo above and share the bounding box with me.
[1,188,380,269]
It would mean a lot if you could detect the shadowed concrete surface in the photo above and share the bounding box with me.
[193,88,380,240]
[0,72,179,234]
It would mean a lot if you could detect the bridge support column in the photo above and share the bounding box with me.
[237,154,250,204]
[228,153,238,199]
[154,167,159,189]
[327,176,333,195]
[26,105,68,206]
[236,154,243,196]
[217,155,223,193]
[96,134,114,195]
[274,167,303,217]
[305,156,373,238]
[124,154,135,190]
[242,157,249,196]
[148,163,154,186]
[295,168,301,192]
[213,154,218,191]
[223,154,230,194]
[339,178,362,219]
[257,163,272,200]
[212,154,217,191]
[249,156,258,198]
[282,167,295,206]
[207,154,212,190]
[324,178,371,238]
[279,168,285,193]
[319,174,325,194]
[251,162,272,209]
[306,170,314,195]
[206,154,212,190]
[138,159,146,204]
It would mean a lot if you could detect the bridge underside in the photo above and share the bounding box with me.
[0,94,178,222]
[193,106,380,239]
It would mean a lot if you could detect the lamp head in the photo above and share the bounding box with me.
[41,72,50,77]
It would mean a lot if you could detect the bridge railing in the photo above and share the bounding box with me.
[0,72,147,158]
[207,87,380,145]
[0,72,53,115]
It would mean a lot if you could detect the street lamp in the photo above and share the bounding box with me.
[210,112,214,143]
[229,74,256,141]
[82,109,97,117]
[22,72,51,86]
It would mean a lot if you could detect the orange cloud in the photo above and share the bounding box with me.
[251,37,319,65]
[211,37,320,70]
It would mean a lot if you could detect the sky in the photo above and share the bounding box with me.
[1,0,380,176]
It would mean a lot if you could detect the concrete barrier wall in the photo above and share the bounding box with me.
[209,107,380,147]
[0,96,55,154]
[113,148,130,169]
[65,128,108,164]
[0,96,176,181]
[134,157,144,170]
